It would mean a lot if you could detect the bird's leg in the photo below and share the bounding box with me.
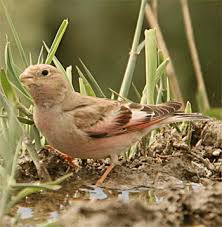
[96,154,118,186]
[44,145,76,168]
[96,163,115,186]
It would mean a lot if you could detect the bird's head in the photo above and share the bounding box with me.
[20,64,70,107]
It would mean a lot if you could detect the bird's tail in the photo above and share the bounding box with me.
[161,112,210,125]
[141,112,210,133]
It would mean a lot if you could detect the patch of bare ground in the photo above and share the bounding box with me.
[59,182,222,227]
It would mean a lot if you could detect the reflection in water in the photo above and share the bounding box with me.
[70,186,160,204]
[17,207,33,219]
[16,182,203,224]
[48,211,59,221]
[75,186,108,200]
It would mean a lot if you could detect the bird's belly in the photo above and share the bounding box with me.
[44,126,141,159]
[69,132,142,159]
[44,125,141,159]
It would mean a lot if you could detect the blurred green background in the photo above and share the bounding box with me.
[0,0,221,109]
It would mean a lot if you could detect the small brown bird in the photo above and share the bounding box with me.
[20,64,208,185]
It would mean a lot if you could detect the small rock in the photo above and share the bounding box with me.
[212,149,221,156]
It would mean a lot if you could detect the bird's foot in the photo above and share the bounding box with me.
[44,145,77,168]
[95,154,124,186]
[95,163,115,186]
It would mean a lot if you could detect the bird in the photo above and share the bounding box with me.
[20,64,209,185]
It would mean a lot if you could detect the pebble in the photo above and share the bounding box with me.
[212,149,221,156]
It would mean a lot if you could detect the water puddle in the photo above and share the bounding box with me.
[15,182,203,225]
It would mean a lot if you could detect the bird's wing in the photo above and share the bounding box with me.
[72,100,182,138]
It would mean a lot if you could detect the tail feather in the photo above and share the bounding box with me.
[138,112,210,133]
[162,112,210,125]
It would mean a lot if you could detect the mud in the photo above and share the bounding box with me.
[60,182,222,227]
[9,120,222,226]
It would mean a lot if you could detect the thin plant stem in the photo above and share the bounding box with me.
[118,0,147,99]
[0,139,21,222]
[23,137,51,181]
[145,29,157,104]
[151,0,158,19]
[180,0,210,111]
[145,4,184,106]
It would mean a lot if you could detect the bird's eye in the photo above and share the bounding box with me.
[41,70,49,76]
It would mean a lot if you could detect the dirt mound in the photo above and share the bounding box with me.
[59,182,222,227]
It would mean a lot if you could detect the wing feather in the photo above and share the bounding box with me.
[76,101,182,138]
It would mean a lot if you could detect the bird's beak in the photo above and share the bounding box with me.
[19,72,33,84]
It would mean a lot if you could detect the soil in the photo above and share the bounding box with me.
[60,182,222,227]
[6,120,222,226]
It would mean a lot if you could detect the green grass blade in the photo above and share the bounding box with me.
[10,138,22,181]
[0,115,34,125]
[140,84,147,104]
[79,59,105,98]
[23,137,50,181]
[0,94,23,160]
[132,82,141,102]
[110,91,115,100]
[180,101,192,145]
[17,117,34,125]
[45,19,68,64]
[47,172,73,185]
[0,139,22,219]
[145,29,157,104]
[155,58,169,104]
[12,63,22,75]
[12,183,61,190]
[6,184,60,213]
[155,58,169,84]
[166,77,171,101]
[158,51,168,103]
[78,78,87,96]
[44,42,74,91]
[1,0,28,67]
[7,172,72,212]
[4,42,32,104]
[108,88,131,102]
[32,125,42,150]
[156,82,163,104]
[76,66,96,96]
[29,52,33,65]
[136,40,145,54]
[125,141,139,160]
[118,0,147,99]
[0,91,23,134]
[43,42,66,74]
[37,46,44,64]
[0,68,17,102]
[66,66,73,87]
[5,187,41,213]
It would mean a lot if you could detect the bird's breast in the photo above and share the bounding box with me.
[33,106,86,153]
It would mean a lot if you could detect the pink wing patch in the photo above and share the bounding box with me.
[86,101,182,138]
